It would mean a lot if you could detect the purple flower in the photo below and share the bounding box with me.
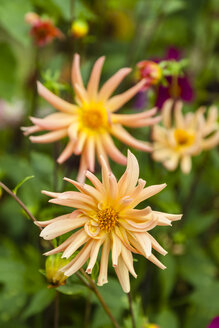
[155,47,194,108]
[208,317,219,328]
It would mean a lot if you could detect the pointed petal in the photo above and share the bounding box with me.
[40,217,87,240]
[112,233,122,267]
[57,141,75,164]
[162,99,173,128]
[74,132,87,155]
[30,113,74,130]
[86,239,103,273]
[174,101,185,128]
[71,54,87,95]
[101,133,127,165]
[84,136,95,172]
[98,67,131,101]
[77,153,88,183]
[114,255,130,293]
[180,155,192,174]
[106,79,146,112]
[43,233,76,256]
[87,56,105,100]
[148,254,166,270]
[29,129,67,143]
[121,246,137,278]
[22,125,43,136]
[118,150,139,196]
[131,183,167,207]
[146,232,167,255]
[97,237,111,286]
[112,125,152,152]
[37,82,76,114]
[62,230,90,258]
[62,241,93,276]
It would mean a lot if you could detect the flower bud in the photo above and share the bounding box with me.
[137,60,162,90]
[45,254,70,288]
[71,19,89,38]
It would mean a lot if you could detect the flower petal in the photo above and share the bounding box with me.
[40,217,87,240]
[114,255,130,293]
[106,79,146,112]
[101,133,127,165]
[87,56,105,101]
[30,113,75,130]
[98,67,131,101]
[162,99,173,128]
[29,129,68,143]
[97,237,111,286]
[62,229,90,258]
[37,82,76,114]
[61,241,93,276]
[112,124,152,152]
[57,141,75,164]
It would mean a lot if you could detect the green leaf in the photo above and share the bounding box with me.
[162,0,186,14]
[159,254,176,300]
[178,241,217,288]
[189,282,219,317]
[156,309,179,328]
[0,43,17,100]
[13,176,34,195]
[22,288,55,319]
[0,0,32,45]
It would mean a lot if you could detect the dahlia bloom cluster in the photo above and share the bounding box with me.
[152,99,219,173]
[37,151,182,293]
[23,54,160,182]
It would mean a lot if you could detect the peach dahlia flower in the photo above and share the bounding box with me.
[23,54,160,182]
[152,99,219,173]
[37,151,182,293]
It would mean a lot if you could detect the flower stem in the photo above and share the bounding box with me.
[127,292,136,328]
[54,290,59,328]
[80,269,121,328]
[0,181,41,229]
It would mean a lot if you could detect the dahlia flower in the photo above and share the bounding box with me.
[23,54,160,181]
[152,99,219,173]
[25,12,63,47]
[37,151,182,293]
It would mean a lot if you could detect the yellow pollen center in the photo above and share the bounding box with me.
[97,207,118,232]
[81,109,104,129]
[79,103,109,132]
[174,129,194,147]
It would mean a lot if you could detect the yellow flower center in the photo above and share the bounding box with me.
[97,207,118,232]
[174,129,194,147]
[79,103,109,133]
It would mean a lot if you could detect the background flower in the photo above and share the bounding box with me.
[24,54,160,181]
[152,99,219,173]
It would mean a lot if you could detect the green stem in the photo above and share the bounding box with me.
[128,292,136,328]
[0,181,41,229]
[54,290,59,328]
[80,269,121,328]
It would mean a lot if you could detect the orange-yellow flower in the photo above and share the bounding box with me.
[152,99,219,173]
[23,54,160,182]
[37,151,182,293]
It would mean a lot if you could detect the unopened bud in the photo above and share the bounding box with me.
[71,19,89,38]
[45,254,70,288]
[137,60,162,90]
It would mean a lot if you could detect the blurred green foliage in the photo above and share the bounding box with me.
[0,0,218,327]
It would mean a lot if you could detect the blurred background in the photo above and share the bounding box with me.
[0,0,218,327]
